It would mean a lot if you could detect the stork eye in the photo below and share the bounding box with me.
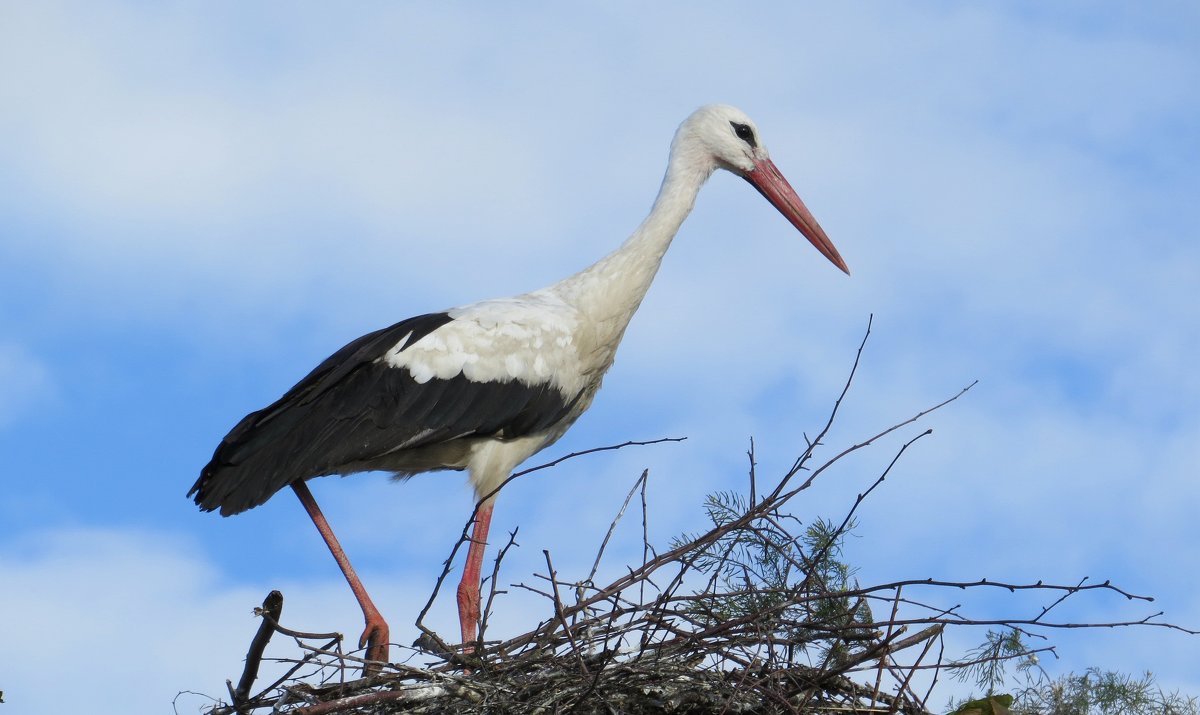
[730,121,757,148]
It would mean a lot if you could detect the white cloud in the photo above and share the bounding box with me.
[0,528,254,714]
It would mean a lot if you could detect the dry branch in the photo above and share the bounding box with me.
[233,590,284,711]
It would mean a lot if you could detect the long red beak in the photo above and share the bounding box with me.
[744,158,849,275]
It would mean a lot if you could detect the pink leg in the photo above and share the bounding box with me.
[456,502,494,649]
[292,481,390,668]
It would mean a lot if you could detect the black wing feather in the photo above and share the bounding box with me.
[190,312,576,516]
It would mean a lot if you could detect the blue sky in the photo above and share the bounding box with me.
[1,2,1198,712]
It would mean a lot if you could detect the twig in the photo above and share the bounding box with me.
[543,550,588,675]
[872,586,904,707]
[773,313,875,503]
[233,591,284,712]
[889,627,939,714]
[587,469,649,585]
[479,527,520,645]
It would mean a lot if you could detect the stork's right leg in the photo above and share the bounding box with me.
[292,481,390,672]
[456,502,494,652]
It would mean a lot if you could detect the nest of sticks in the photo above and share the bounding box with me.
[191,321,1184,715]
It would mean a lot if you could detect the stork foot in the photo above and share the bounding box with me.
[359,617,391,674]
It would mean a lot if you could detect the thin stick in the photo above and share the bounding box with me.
[587,469,649,585]
[871,586,903,708]
[543,549,588,675]
[479,527,520,644]
[234,591,284,711]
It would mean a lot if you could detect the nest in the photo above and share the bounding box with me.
[190,321,1184,715]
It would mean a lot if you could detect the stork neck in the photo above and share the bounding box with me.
[556,156,715,324]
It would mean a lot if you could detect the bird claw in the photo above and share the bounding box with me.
[359,620,390,671]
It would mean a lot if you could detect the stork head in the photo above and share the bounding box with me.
[675,104,849,275]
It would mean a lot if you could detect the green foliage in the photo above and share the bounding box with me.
[671,490,874,663]
[951,628,1036,694]
[951,629,1199,715]
[1013,668,1198,715]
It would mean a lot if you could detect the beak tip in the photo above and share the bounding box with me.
[825,251,850,276]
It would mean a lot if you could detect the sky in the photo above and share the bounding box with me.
[1,2,1198,712]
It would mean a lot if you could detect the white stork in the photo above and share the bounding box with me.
[190,104,848,665]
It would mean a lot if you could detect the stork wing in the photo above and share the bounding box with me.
[190,312,579,516]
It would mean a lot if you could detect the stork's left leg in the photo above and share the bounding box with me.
[456,502,494,650]
[291,481,390,671]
